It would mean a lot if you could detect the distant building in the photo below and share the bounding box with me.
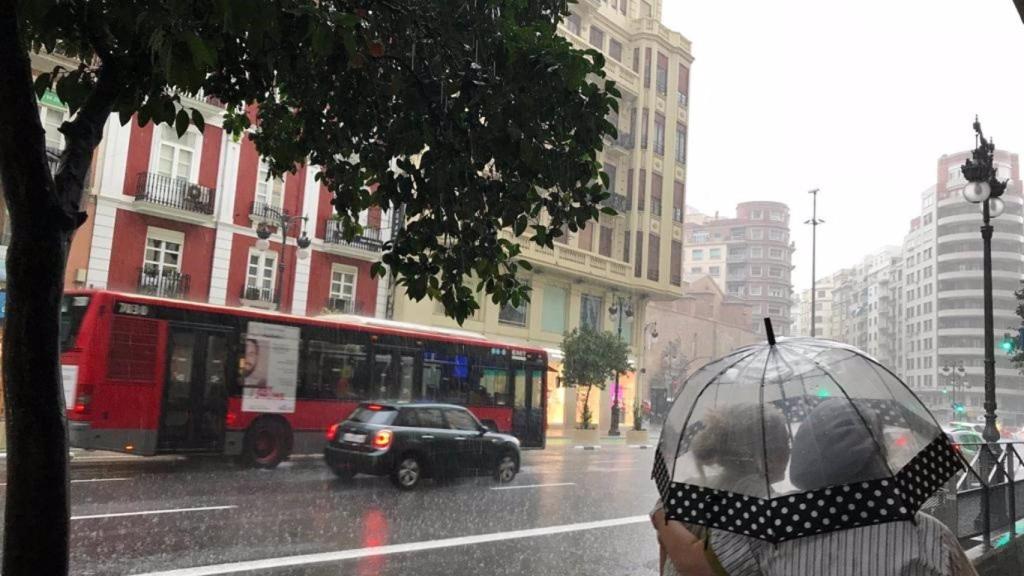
[832,247,902,369]
[683,202,795,336]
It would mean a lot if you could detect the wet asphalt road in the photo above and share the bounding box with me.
[4,446,662,576]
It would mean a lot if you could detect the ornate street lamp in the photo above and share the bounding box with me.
[959,117,1009,444]
[255,208,312,307]
[636,321,659,408]
[607,296,634,437]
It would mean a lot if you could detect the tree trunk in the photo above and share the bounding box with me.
[0,5,115,575]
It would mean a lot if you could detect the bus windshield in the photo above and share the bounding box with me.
[59,295,90,352]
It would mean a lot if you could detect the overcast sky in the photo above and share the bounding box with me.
[661,0,1024,293]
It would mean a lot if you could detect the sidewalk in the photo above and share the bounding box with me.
[545,425,660,449]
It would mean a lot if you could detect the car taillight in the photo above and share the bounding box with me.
[373,429,393,449]
[326,423,341,442]
[225,412,238,427]
[73,394,91,414]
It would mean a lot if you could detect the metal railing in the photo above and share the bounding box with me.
[929,440,1024,550]
[135,172,215,215]
[323,219,384,252]
[137,267,191,299]
[250,201,287,222]
[326,297,353,314]
[600,193,629,213]
[241,285,277,306]
[612,133,635,150]
[46,146,61,175]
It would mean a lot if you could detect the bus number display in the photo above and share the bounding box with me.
[115,302,151,317]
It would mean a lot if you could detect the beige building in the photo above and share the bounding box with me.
[392,0,693,432]
[643,276,759,411]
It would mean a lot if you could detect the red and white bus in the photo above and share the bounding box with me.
[60,290,547,467]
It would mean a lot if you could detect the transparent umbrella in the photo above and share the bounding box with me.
[652,324,962,543]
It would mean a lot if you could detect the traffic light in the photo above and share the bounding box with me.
[952,402,966,415]
[1000,333,1015,354]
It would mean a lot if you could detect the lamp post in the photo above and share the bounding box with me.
[805,189,823,337]
[607,295,633,437]
[636,321,659,408]
[255,207,312,308]
[940,360,969,420]
[959,117,1008,445]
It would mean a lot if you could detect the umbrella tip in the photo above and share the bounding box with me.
[764,317,776,346]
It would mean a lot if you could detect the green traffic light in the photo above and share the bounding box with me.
[1001,340,1014,352]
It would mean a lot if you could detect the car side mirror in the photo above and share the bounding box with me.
[480,419,498,433]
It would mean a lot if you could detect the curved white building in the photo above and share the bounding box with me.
[906,150,1024,425]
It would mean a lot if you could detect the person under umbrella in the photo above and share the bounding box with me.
[653,397,977,576]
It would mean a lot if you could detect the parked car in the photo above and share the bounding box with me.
[944,428,984,464]
[324,402,521,490]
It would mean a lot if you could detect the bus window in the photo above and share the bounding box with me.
[59,295,91,351]
[513,369,527,409]
[422,360,442,401]
[422,348,473,404]
[303,341,369,400]
[480,368,509,406]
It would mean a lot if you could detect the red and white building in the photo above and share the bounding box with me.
[71,99,389,318]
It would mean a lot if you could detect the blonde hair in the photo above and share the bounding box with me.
[691,403,790,478]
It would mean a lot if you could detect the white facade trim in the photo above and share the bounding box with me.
[98,114,132,200]
[84,198,119,288]
[208,134,240,305]
[290,168,320,315]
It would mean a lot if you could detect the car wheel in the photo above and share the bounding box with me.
[494,452,517,484]
[330,465,355,482]
[391,455,423,490]
[241,418,292,469]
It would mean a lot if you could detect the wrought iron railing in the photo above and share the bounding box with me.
[135,172,214,215]
[46,146,61,175]
[600,193,629,213]
[241,285,277,306]
[326,297,354,314]
[250,201,286,222]
[323,219,384,252]
[137,267,191,299]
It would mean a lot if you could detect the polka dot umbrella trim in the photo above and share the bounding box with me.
[653,434,961,543]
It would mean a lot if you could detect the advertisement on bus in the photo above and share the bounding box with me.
[241,322,300,413]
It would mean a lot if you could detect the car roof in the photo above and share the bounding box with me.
[359,401,469,411]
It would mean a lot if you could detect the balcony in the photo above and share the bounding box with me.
[600,193,629,214]
[241,285,277,309]
[250,201,288,224]
[325,297,355,314]
[323,219,384,253]
[607,132,635,152]
[46,146,61,175]
[137,267,191,300]
[134,172,215,222]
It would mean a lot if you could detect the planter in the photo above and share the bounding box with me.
[626,429,650,445]
[573,427,601,446]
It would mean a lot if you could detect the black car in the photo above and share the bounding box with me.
[324,402,521,489]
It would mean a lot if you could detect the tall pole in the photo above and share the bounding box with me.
[981,200,998,443]
[608,296,625,437]
[806,189,823,337]
[275,218,288,305]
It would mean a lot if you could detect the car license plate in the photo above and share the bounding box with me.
[343,433,366,444]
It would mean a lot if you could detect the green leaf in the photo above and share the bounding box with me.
[174,109,190,138]
[518,260,533,271]
[185,34,216,69]
[601,206,617,216]
[190,109,206,133]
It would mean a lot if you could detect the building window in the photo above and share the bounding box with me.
[691,266,702,274]
[634,230,643,278]
[708,266,720,276]
[498,289,529,327]
[588,25,604,49]
[768,211,784,222]
[541,285,568,334]
[749,285,763,296]
[654,113,666,156]
[578,223,594,252]
[677,63,689,107]
[256,160,285,210]
[768,228,785,241]
[671,240,682,286]
[41,105,66,150]
[769,247,783,259]
[769,286,785,298]
[603,162,617,194]
[647,234,660,281]
[750,246,763,258]
[157,125,197,182]
[599,225,613,257]
[638,169,646,211]
[580,294,604,331]
[673,181,684,223]
[245,249,277,302]
[142,229,184,295]
[632,47,640,73]
[750,265,763,277]
[656,52,669,95]
[817,290,826,298]
[750,209,763,220]
[609,38,623,62]
[566,13,581,36]
[643,47,651,88]
[692,249,704,261]
[329,264,357,312]
[750,228,764,240]
[709,248,721,259]
[641,108,649,149]
[651,172,662,216]
[675,124,686,165]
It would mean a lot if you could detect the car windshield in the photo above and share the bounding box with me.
[6,2,1024,576]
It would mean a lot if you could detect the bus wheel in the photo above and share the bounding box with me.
[242,418,292,469]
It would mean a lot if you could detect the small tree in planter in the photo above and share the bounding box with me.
[561,327,630,435]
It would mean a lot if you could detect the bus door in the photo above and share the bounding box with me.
[158,325,230,451]
[371,345,421,402]
[512,360,546,448]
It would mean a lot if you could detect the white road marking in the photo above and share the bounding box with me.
[130,514,650,576]
[72,505,237,520]
[0,477,132,487]
[490,482,576,491]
